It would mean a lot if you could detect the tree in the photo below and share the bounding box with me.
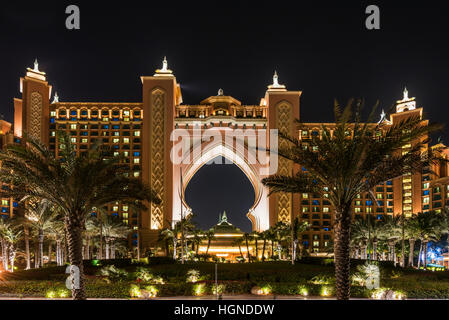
[262,100,442,299]
[204,230,215,256]
[290,218,309,262]
[24,199,59,267]
[413,211,446,269]
[101,215,130,259]
[0,132,160,299]
[379,215,402,264]
[243,233,252,262]
[0,221,23,272]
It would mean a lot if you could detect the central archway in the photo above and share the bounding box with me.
[172,141,271,232]
[184,156,255,232]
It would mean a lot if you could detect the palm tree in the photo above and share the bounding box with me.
[413,211,446,269]
[404,216,420,267]
[351,217,369,259]
[291,217,309,263]
[243,233,252,262]
[204,230,215,256]
[260,230,269,261]
[101,215,131,259]
[262,100,442,299]
[2,223,23,272]
[0,132,160,299]
[0,219,11,270]
[24,200,59,267]
[158,227,174,257]
[379,215,402,264]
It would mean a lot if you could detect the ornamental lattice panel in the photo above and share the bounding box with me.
[150,89,165,229]
[276,103,292,223]
[29,92,42,140]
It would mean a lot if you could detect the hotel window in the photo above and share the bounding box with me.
[313,241,320,247]
[123,206,128,212]
[403,177,412,183]
[134,172,140,177]
[302,207,309,213]
[354,207,361,213]
[301,130,308,137]
[102,117,109,121]
[123,138,130,143]
[81,138,88,143]
[376,193,383,199]
[355,194,361,199]
[423,183,430,189]
[423,197,430,204]
[366,208,373,213]
[113,152,119,157]
[402,144,412,149]
[302,193,308,199]
[50,111,56,117]
[133,158,140,164]
[114,132,120,136]
[113,206,119,211]
[122,212,128,219]
[71,138,76,143]
[124,152,129,157]
[323,207,329,213]
[1,200,9,206]
[123,110,130,117]
[434,187,441,193]
[70,124,77,130]
[51,131,56,137]
[323,193,329,198]
[134,131,140,137]
[113,138,119,143]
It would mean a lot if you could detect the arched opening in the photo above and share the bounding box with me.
[184,156,255,233]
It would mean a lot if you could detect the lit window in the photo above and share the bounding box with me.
[70,124,77,130]
[423,197,430,204]
[354,207,361,213]
[123,206,128,211]
[123,138,129,143]
[133,158,140,164]
[134,172,140,177]
[1,200,9,206]
[124,152,129,157]
[323,207,329,213]
[81,138,88,143]
[113,152,119,157]
[113,138,119,143]
[302,193,308,199]
[102,117,109,121]
[122,213,128,219]
[423,183,430,189]
[114,132,120,136]
[134,131,140,137]
[376,194,383,199]
[71,138,76,143]
[366,208,372,213]
[50,111,56,117]
[123,110,130,116]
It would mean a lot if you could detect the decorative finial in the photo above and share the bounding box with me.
[273,71,279,86]
[218,88,224,96]
[154,56,173,76]
[52,92,59,104]
[267,70,286,91]
[221,211,228,223]
[378,109,386,123]
[161,56,168,71]
[33,58,39,72]
[403,87,409,101]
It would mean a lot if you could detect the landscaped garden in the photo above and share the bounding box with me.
[2,258,449,299]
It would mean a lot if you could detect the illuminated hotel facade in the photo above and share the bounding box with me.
[2,58,449,254]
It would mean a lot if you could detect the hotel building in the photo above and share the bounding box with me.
[2,58,449,254]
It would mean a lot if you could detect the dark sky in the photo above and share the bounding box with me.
[1,1,449,231]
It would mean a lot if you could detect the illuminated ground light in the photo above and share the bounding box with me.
[193,283,205,296]
[251,285,272,295]
[320,286,332,297]
[46,290,57,299]
[371,288,406,300]
[298,285,309,297]
[130,284,142,298]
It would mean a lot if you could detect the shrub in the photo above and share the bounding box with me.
[99,265,128,283]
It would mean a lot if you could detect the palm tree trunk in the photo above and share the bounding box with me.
[206,239,211,255]
[111,241,115,259]
[238,243,243,260]
[1,239,8,270]
[65,218,86,300]
[34,241,39,268]
[417,241,423,268]
[333,205,352,300]
[48,241,52,264]
[423,240,428,269]
[408,239,415,267]
[99,215,103,260]
[105,239,110,259]
[255,238,259,260]
[56,240,61,266]
[262,239,266,262]
[85,235,90,260]
[8,245,15,272]
[173,238,177,260]
[373,240,378,261]
[38,230,44,268]
[24,227,31,270]
[245,237,251,263]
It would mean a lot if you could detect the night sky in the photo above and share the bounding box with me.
[1,1,449,232]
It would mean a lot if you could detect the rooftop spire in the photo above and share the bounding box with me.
[52,92,59,104]
[154,56,173,77]
[218,88,224,96]
[220,211,228,224]
[403,87,409,101]
[267,70,286,91]
[33,58,39,72]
